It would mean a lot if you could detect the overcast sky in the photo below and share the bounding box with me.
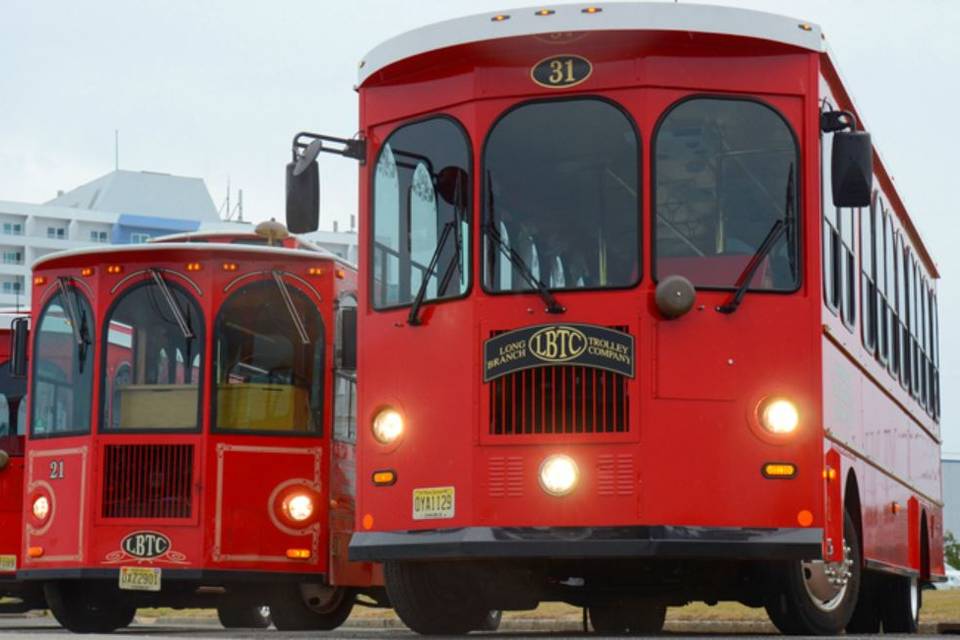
[2,1,958,450]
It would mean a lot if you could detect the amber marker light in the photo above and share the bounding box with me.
[80,267,95,277]
[335,268,346,279]
[797,510,814,527]
[762,463,797,479]
[33,276,46,286]
[490,13,510,21]
[798,23,813,31]
[535,8,555,16]
[759,398,799,435]
[27,546,44,558]
[308,267,324,276]
[106,265,123,275]
[286,548,311,560]
[372,470,397,486]
[185,262,202,272]
[221,262,238,272]
[581,6,602,13]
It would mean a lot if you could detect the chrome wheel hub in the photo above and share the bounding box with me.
[801,542,853,612]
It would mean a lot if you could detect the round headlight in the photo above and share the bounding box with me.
[372,408,404,444]
[32,495,50,522]
[761,398,799,434]
[282,492,315,523]
[539,454,579,496]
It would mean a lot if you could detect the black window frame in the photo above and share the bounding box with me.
[370,114,474,312]
[652,94,802,293]
[98,278,206,435]
[860,193,878,354]
[0,360,27,455]
[210,277,325,438]
[30,285,95,439]
[821,115,842,317]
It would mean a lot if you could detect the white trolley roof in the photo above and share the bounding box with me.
[358,2,822,85]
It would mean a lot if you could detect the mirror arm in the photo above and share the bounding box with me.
[292,132,366,165]
[820,110,858,133]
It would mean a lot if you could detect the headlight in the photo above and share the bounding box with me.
[32,495,50,522]
[539,454,579,496]
[372,408,404,444]
[760,398,799,434]
[282,492,315,523]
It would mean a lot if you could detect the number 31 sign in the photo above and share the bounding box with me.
[530,55,593,88]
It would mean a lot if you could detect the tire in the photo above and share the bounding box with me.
[385,561,488,635]
[589,600,667,634]
[846,569,881,633]
[479,610,502,631]
[216,604,271,629]
[43,581,136,634]
[763,510,861,635]
[270,584,354,631]
[881,574,920,633]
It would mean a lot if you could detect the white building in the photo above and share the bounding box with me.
[302,228,359,264]
[0,169,220,308]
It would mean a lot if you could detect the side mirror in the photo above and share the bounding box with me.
[832,130,873,208]
[286,159,319,234]
[339,307,357,371]
[436,166,469,209]
[10,317,28,378]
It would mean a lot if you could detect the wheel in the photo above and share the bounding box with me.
[846,570,881,633]
[763,510,861,635]
[479,610,502,631]
[216,604,271,629]
[43,581,136,633]
[881,574,920,633]
[589,600,666,634]
[270,584,354,631]
[385,561,489,635]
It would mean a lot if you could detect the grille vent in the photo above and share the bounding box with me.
[102,444,194,519]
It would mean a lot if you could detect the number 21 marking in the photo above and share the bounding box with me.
[49,460,64,480]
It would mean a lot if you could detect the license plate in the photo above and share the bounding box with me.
[118,566,161,592]
[413,486,455,520]
[0,555,15,572]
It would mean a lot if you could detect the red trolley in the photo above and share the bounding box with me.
[17,228,382,632]
[286,3,944,635]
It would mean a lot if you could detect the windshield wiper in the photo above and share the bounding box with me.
[717,165,794,314]
[149,269,194,339]
[408,221,456,326]
[484,172,564,314]
[272,271,310,344]
[56,277,91,371]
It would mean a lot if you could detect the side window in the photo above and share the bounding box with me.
[31,287,94,437]
[821,127,841,313]
[876,204,890,365]
[885,216,898,377]
[931,291,940,421]
[910,257,921,397]
[840,208,856,328]
[334,295,357,444]
[899,241,911,390]
[372,118,471,310]
[860,195,877,351]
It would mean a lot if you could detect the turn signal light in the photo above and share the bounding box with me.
[185,262,202,272]
[106,265,123,275]
[372,470,397,486]
[33,276,46,286]
[762,463,797,479]
[286,548,311,560]
[335,269,346,279]
[27,546,44,558]
[80,267,95,277]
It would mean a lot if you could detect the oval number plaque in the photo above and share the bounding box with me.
[530,55,592,89]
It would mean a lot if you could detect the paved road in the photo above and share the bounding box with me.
[2,616,960,639]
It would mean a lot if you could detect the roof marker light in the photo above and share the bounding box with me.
[581,6,602,13]
[308,267,324,276]
[798,23,813,31]
[186,262,202,272]
[222,262,238,272]
[335,268,346,279]
[106,265,123,275]
[33,276,46,286]
[535,8,556,16]
[491,14,510,22]
[80,267,94,277]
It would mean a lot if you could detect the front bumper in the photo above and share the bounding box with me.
[17,568,324,583]
[350,525,822,562]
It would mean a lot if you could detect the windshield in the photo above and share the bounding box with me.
[31,288,94,436]
[654,98,799,290]
[372,117,471,310]
[214,279,324,433]
[102,280,203,431]
[483,99,640,292]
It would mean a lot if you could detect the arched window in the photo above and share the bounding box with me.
[102,279,204,431]
[32,286,94,436]
[372,117,471,309]
[485,98,640,291]
[655,98,799,290]
[214,279,324,433]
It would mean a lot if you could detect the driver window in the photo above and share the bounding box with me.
[215,280,324,433]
